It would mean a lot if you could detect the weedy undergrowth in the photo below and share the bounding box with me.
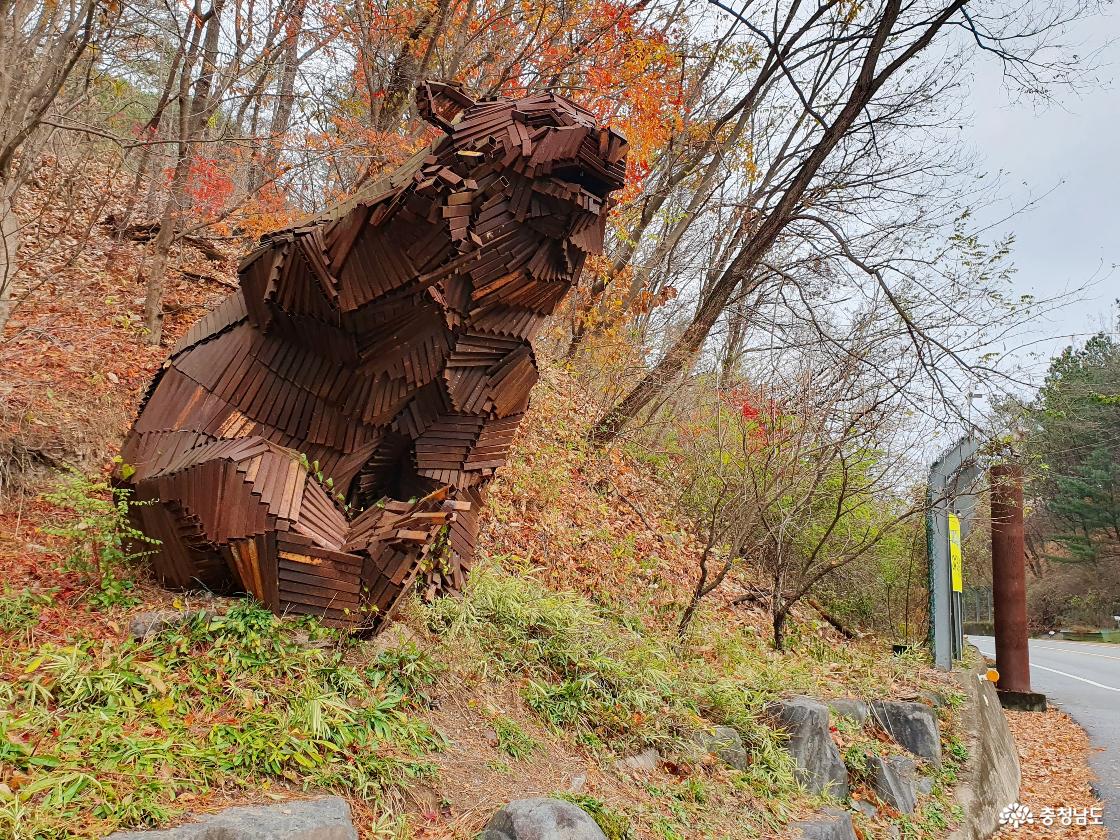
[423,563,799,790]
[556,793,635,840]
[0,588,54,638]
[492,716,537,759]
[0,602,441,839]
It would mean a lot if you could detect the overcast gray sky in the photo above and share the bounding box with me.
[962,10,1119,377]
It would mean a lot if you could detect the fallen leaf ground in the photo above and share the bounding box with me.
[999,708,1108,839]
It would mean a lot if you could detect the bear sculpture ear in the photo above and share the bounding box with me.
[416,81,476,133]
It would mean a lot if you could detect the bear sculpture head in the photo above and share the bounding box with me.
[240,82,628,360]
[417,81,628,249]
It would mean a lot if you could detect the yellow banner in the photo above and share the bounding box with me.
[949,512,963,593]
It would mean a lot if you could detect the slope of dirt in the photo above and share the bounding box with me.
[1,158,234,492]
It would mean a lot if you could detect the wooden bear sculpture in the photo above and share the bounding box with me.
[120,83,628,630]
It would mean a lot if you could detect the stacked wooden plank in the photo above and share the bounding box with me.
[119,81,627,632]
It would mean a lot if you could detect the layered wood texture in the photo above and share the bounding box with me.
[120,82,628,631]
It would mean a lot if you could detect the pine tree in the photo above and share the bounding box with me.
[1029,322,1120,564]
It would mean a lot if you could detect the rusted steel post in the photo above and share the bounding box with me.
[990,463,1032,693]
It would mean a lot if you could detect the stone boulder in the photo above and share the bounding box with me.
[106,797,356,839]
[129,609,209,641]
[918,690,948,709]
[790,807,858,840]
[870,701,942,766]
[617,747,660,775]
[766,697,849,797]
[691,724,748,770]
[483,798,607,840]
[827,699,870,725]
[850,799,878,819]
[869,754,919,814]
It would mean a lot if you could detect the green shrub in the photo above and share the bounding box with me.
[40,468,158,609]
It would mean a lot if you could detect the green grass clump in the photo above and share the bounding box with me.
[897,798,962,839]
[0,601,441,839]
[0,588,54,637]
[373,640,444,702]
[426,564,673,742]
[492,716,536,759]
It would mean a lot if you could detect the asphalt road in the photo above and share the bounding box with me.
[969,635,1119,835]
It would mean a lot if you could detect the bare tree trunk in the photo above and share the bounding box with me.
[772,563,788,650]
[0,187,18,336]
[591,269,758,443]
[678,550,734,638]
[720,281,768,381]
[253,0,306,190]
[142,197,177,344]
[116,18,193,232]
[142,0,228,343]
[371,0,453,133]
[902,527,921,643]
[0,0,100,339]
[143,154,192,344]
[677,583,705,639]
[807,596,857,639]
[773,606,789,651]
